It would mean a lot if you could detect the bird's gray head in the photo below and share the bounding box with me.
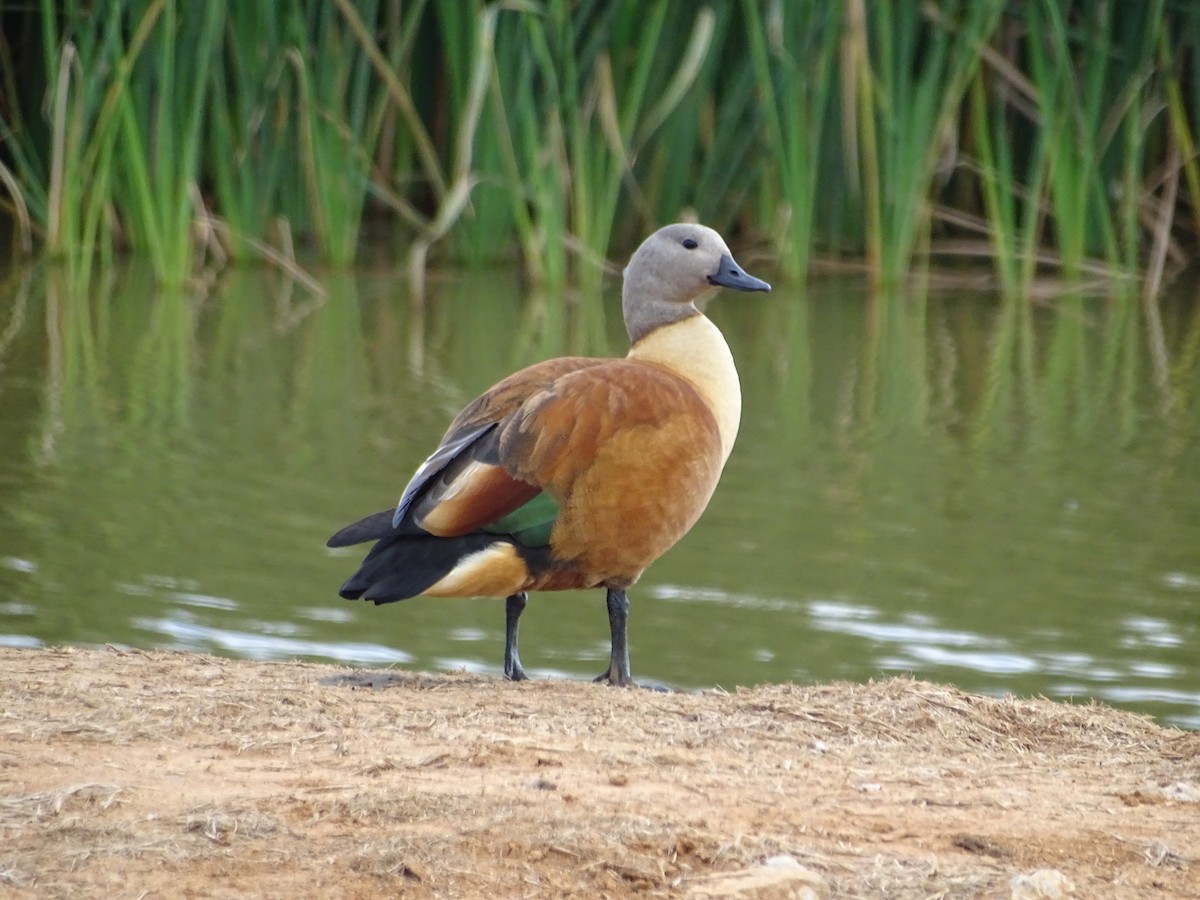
[621,223,771,344]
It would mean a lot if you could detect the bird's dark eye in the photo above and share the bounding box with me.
[682,238,698,250]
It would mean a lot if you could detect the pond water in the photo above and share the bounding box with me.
[1,260,1197,728]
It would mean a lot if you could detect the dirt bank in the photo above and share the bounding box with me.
[1,647,1197,898]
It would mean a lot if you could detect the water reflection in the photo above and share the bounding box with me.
[134,612,415,664]
[0,261,1197,728]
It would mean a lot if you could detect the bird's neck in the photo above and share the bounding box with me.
[627,314,742,465]
[622,282,699,345]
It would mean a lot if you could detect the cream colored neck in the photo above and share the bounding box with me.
[627,314,742,465]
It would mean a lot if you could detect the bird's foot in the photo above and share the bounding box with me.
[593,665,636,688]
[503,643,528,682]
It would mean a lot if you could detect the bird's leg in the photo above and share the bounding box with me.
[594,587,634,687]
[503,592,528,681]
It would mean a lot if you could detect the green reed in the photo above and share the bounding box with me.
[435,1,517,268]
[0,1,1196,296]
[119,2,222,285]
[11,0,140,281]
[288,1,387,267]
[463,0,723,291]
[553,0,707,290]
[62,0,218,287]
[965,0,1172,296]
[743,0,839,282]
[484,6,571,287]
[857,0,1006,287]
[207,5,296,263]
[1024,1,1129,278]
[638,4,759,236]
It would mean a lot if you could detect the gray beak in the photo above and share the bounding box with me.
[707,254,771,292]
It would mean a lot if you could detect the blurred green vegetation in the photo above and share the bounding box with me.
[0,0,1197,296]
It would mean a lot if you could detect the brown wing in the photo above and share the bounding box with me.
[495,360,727,584]
[441,356,603,437]
[396,356,603,536]
[498,359,724,508]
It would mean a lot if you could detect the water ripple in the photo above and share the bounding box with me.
[132,615,413,665]
[0,634,42,649]
[1,556,37,574]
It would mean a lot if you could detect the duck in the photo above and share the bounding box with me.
[327,223,771,686]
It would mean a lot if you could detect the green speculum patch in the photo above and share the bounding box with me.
[483,492,560,547]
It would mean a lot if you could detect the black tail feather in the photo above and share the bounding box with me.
[326,510,396,548]
[337,531,506,604]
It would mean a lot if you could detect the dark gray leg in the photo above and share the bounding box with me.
[504,592,528,681]
[594,588,634,687]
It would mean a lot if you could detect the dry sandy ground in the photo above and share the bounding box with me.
[1,646,1197,899]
